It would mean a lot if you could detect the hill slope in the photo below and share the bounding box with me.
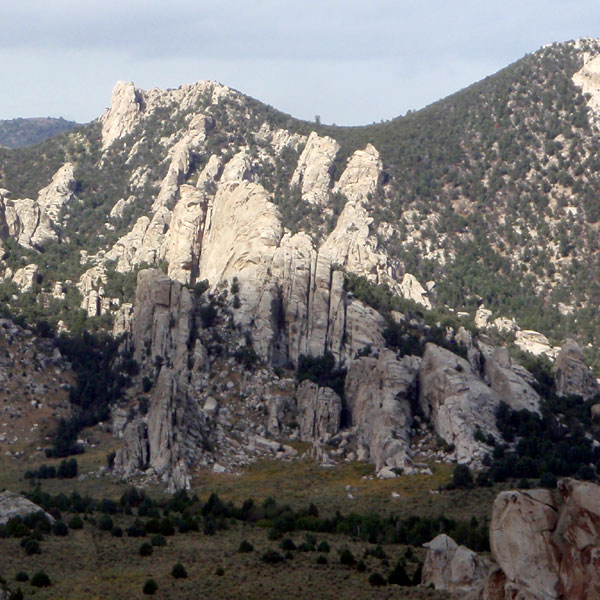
[0,117,79,149]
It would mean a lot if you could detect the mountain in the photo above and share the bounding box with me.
[0,117,79,149]
[0,40,599,493]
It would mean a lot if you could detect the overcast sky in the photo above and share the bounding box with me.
[2,1,600,125]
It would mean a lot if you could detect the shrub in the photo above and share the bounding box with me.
[53,521,69,536]
[261,549,285,564]
[238,540,254,553]
[111,526,123,538]
[298,542,315,552]
[356,559,366,572]
[451,464,474,489]
[98,515,113,531]
[280,538,297,551]
[14,572,28,582]
[369,572,387,587]
[24,539,41,555]
[388,561,411,586]
[151,534,166,547]
[215,567,224,576]
[317,540,330,553]
[171,563,188,579]
[126,520,146,537]
[68,515,84,530]
[142,579,158,595]
[158,517,174,537]
[540,472,558,489]
[31,570,51,588]
[316,555,328,565]
[339,547,356,566]
[9,588,23,600]
[139,542,153,557]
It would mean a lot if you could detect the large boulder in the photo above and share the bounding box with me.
[422,534,488,599]
[0,490,55,525]
[419,343,502,464]
[345,350,420,471]
[490,489,561,599]
[555,478,600,599]
[553,339,599,400]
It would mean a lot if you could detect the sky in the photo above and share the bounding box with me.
[2,1,600,126]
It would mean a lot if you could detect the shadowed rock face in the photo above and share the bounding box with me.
[553,339,600,400]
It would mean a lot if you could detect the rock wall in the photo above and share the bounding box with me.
[345,351,420,472]
[419,343,502,464]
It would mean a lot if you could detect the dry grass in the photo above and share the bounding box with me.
[0,518,451,600]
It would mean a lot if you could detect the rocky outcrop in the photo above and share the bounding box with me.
[399,273,432,309]
[12,264,39,292]
[515,330,555,357]
[553,339,599,400]
[296,380,341,443]
[151,114,212,212]
[332,144,381,203]
[484,347,541,413]
[573,53,600,120]
[114,269,210,491]
[422,534,488,599]
[78,265,108,317]
[36,162,76,224]
[345,351,420,472]
[0,490,55,525]
[100,81,144,149]
[1,197,57,249]
[161,184,207,284]
[290,131,339,205]
[0,162,75,249]
[419,343,501,464]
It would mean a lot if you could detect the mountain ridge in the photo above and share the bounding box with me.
[0,39,599,493]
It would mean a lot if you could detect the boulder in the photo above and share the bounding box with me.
[0,490,55,525]
[422,534,488,598]
[555,478,600,599]
[553,339,599,400]
[515,330,555,358]
[490,489,561,599]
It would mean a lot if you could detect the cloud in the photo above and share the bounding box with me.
[1,0,600,123]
